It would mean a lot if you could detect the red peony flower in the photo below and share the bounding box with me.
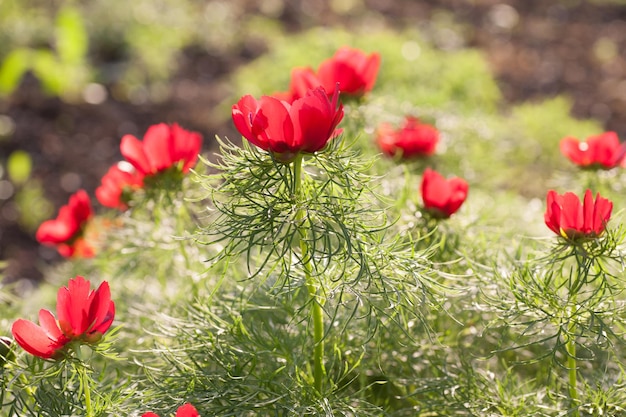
[95,162,144,210]
[232,86,344,162]
[544,189,612,241]
[142,403,200,417]
[376,116,439,158]
[36,190,94,257]
[560,131,626,169]
[316,47,381,97]
[421,168,469,219]
[120,123,203,177]
[11,276,115,359]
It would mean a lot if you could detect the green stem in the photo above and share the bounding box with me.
[78,364,94,417]
[566,304,580,416]
[293,153,326,393]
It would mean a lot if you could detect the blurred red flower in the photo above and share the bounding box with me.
[544,189,612,241]
[232,86,344,162]
[560,131,626,169]
[11,276,115,359]
[275,47,381,102]
[376,116,439,158]
[421,168,468,219]
[96,162,144,210]
[142,403,200,417]
[35,189,94,257]
[120,123,203,177]
[317,47,381,97]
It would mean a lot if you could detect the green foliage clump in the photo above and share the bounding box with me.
[0,6,90,100]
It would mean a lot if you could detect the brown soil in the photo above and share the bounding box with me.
[1,0,625,283]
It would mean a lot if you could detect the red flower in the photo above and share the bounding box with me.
[142,403,200,417]
[96,162,144,210]
[317,47,381,97]
[421,168,469,219]
[11,276,115,359]
[376,116,439,158]
[120,123,203,177]
[544,189,612,241]
[36,190,94,258]
[560,131,626,169]
[232,86,344,162]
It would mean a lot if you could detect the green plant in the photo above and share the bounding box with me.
[0,5,90,100]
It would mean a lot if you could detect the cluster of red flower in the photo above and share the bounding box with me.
[231,47,470,219]
[546,131,623,240]
[36,123,203,258]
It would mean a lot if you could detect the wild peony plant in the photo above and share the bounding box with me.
[275,46,381,102]
[8,276,118,417]
[544,189,612,241]
[167,82,443,414]
[36,189,95,258]
[489,188,624,417]
[316,46,381,97]
[95,161,144,210]
[94,122,203,215]
[12,276,115,359]
[120,123,202,177]
[376,116,439,159]
[420,168,468,219]
[560,131,626,170]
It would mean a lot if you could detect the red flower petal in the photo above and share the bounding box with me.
[559,192,584,235]
[171,124,202,173]
[291,88,335,153]
[88,282,115,335]
[12,319,62,359]
[35,217,77,244]
[544,190,562,236]
[96,163,144,210]
[143,123,175,173]
[121,134,152,175]
[591,192,612,235]
[57,276,91,337]
[38,309,63,341]
[256,96,294,153]
[232,95,262,144]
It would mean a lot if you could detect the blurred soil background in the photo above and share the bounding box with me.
[0,0,625,285]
